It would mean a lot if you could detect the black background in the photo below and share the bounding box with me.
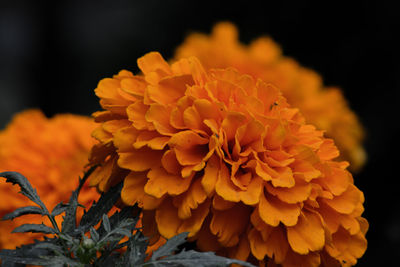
[1,1,399,265]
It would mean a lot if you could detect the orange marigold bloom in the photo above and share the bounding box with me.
[0,110,99,249]
[174,22,366,172]
[89,52,367,266]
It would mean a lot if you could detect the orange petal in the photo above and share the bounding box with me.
[146,104,177,135]
[170,96,193,129]
[215,162,240,202]
[137,52,172,76]
[155,199,181,239]
[266,177,311,204]
[113,127,139,152]
[282,250,321,267]
[171,58,191,75]
[92,110,125,123]
[178,199,211,237]
[127,101,154,130]
[172,178,207,219]
[258,192,300,227]
[169,130,209,166]
[92,126,112,142]
[236,119,265,147]
[210,204,251,247]
[318,163,352,196]
[221,111,247,141]
[120,76,147,98]
[183,106,209,132]
[145,166,193,198]
[155,198,210,239]
[270,167,295,188]
[193,98,222,123]
[95,78,126,102]
[227,233,251,262]
[326,226,367,266]
[142,210,161,245]
[248,226,288,263]
[96,119,122,136]
[201,155,220,196]
[188,56,208,86]
[317,139,339,161]
[161,150,181,175]
[212,194,235,211]
[248,228,269,260]
[147,75,193,105]
[121,172,163,210]
[287,211,325,254]
[118,147,162,172]
[264,120,286,150]
[323,184,361,214]
[239,176,263,205]
[133,131,169,150]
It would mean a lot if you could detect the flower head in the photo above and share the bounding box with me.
[174,22,366,171]
[0,110,99,249]
[89,52,367,266]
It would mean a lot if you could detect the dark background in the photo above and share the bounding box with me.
[1,1,399,265]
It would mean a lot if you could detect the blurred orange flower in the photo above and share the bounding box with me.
[174,22,366,172]
[0,110,99,249]
[89,52,367,266]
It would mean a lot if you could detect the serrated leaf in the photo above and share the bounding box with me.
[146,250,256,267]
[51,202,69,216]
[61,188,80,235]
[94,205,139,238]
[40,255,80,266]
[2,206,44,220]
[32,242,64,254]
[12,223,56,234]
[123,233,148,266]
[78,182,123,233]
[0,172,46,210]
[90,227,100,242]
[62,166,97,235]
[0,254,51,266]
[0,247,54,266]
[110,228,132,238]
[102,214,111,232]
[151,232,188,261]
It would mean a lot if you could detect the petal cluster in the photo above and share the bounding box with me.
[0,110,99,249]
[89,52,367,266]
[174,22,366,171]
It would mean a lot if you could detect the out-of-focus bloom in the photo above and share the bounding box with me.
[174,22,366,172]
[89,52,367,266]
[0,110,99,249]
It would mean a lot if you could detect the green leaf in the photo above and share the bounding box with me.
[51,202,69,216]
[110,228,132,238]
[62,166,97,235]
[2,206,44,220]
[31,242,64,254]
[0,172,46,210]
[102,214,111,233]
[151,232,188,261]
[90,227,100,242]
[12,223,56,234]
[146,250,256,267]
[61,188,79,235]
[122,233,148,266]
[78,182,123,233]
[95,205,139,238]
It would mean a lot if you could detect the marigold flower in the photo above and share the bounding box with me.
[89,52,367,266]
[0,110,99,249]
[174,22,366,171]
